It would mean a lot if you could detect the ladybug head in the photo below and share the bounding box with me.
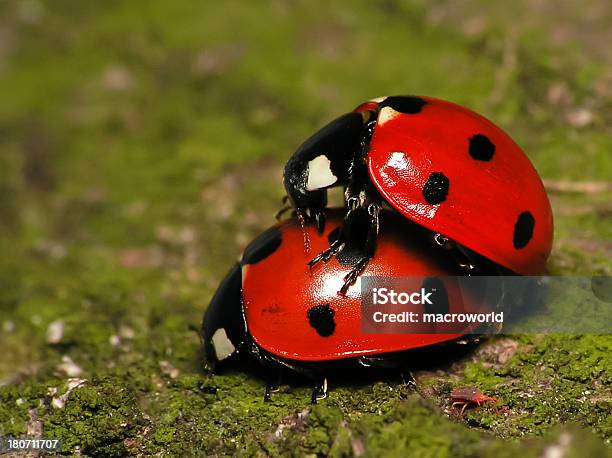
[201,263,247,371]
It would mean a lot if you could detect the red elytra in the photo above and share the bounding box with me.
[362,96,553,275]
[241,211,490,362]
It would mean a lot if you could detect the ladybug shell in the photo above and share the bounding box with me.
[364,96,553,275]
[241,211,487,362]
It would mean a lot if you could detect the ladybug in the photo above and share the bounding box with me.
[202,209,500,403]
[283,96,553,293]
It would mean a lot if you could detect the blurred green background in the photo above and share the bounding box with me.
[0,0,610,456]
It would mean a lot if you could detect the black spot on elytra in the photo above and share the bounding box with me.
[380,96,426,114]
[422,172,449,204]
[469,134,496,161]
[307,304,336,337]
[421,277,449,315]
[513,211,535,249]
[241,226,282,265]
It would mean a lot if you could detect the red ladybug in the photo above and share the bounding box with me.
[283,96,553,292]
[202,210,498,402]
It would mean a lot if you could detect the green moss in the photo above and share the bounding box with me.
[42,379,146,456]
[153,427,176,445]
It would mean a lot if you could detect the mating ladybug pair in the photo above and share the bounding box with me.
[202,96,553,402]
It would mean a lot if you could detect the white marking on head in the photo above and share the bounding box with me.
[306,155,337,191]
[369,96,386,103]
[212,328,236,361]
[377,106,400,126]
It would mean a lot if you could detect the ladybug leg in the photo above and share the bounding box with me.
[340,257,370,295]
[299,206,327,235]
[264,383,273,402]
[460,402,469,417]
[311,377,328,404]
[368,202,381,234]
[307,199,352,268]
[307,237,345,268]
[263,370,282,402]
[295,209,312,251]
[274,195,293,220]
[339,203,381,295]
[295,207,328,248]
[274,205,292,221]
[312,208,326,234]
[400,370,417,389]
[263,380,281,402]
